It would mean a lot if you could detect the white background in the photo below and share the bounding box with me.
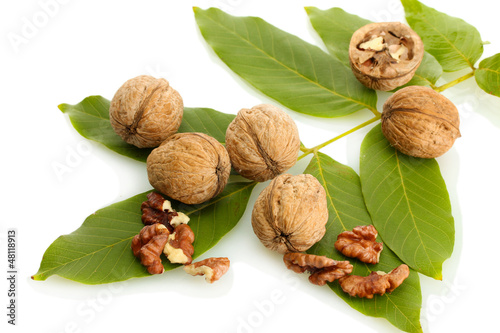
[1,0,500,332]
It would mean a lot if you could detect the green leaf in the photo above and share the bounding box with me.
[305,152,422,333]
[32,182,256,284]
[305,7,371,66]
[402,0,483,72]
[194,7,377,118]
[359,124,454,279]
[475,53,500,97]
[394,52,443,91]
[305,7,442,91]
[59,96,235,162]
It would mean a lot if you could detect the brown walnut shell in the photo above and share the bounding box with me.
[349,22,424,91]
[251,174,328,254]
[225,104,300,182]
[381,86,461,158]
[147,132,231,205]
[109,75,183,148]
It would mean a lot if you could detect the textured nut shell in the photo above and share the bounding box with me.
[225,104,300,182]
[147,132,231,205]
[109,75,183,148]
[382,86,461,158]
[251,174,328,254]
[349,22,424,91]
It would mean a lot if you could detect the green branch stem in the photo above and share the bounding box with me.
[299,114,381,160]
[433,70,476,93]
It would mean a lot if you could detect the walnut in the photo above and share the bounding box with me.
[225,104,300,182]
[147,132,231,205]
[109,75,183,148]
[381,86,461,158]
[251,174,328,254]
[131,224,170,275]
[183,257,230,283]
[339,264,410,299]
[335,225,383,264]
[163,224,195,265]
[141,192,190,232]
[283,253,353,286]
[349,22,424,91]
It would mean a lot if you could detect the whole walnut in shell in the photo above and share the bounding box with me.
[349,22,424,91]
[109,75,183,148]
[147,132,230,205]
[225,104,300,182]
[381,86,461,158]
[251,174,328,254]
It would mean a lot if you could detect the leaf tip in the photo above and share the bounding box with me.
[58,103,67,113]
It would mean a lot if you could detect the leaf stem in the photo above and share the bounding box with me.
[298,115,381,161]
[433,70,476,93]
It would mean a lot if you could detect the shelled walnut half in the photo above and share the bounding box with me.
[184,257,230,283]
[163,224,195,265]
[349,22,424,91]
[141,192,190,232]
[335,225,383,264]
[131,224,170,275]
[283,253,353,286]
[339,264,410,298]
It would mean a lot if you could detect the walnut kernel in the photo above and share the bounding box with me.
[335,225,383,264]
[283,253,353,286]
[225,104,300,182]
[251,174,328,254]
[183,257,230,283]
[131,224,170,275]
[349,22,424,91]
[109,75,183,148]
[163,224,195,265]
[147,132,231,205]
[339,264,410,298]
[382,86,461,158]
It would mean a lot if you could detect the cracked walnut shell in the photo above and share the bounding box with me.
[349,22,424,91]
[382,86,461,158]
[225,104,300,182]
[147,132,231,205]
[109,75,183,148]
[251,174,328,254]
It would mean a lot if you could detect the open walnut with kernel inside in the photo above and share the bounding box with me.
[349,22,424,91]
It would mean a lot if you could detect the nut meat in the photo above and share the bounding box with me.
[131,224,170,275]
[184,257,230,283]
[251,174,328,254]
[382,86,461,158]
[225,104,300,182]
[109,75,183,148]
[335,225,383,264]
[339,264,410,298]
[141,192,191,232]
[163,224,195,265]
[283,252,353,286]
[147,132,231,205]
[349,22,424,91]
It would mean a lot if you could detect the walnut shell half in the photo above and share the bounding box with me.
[225,104,300,182]
[349,22,424,91]
[381,86,461,158]
[251,174,328,254]
[147,132,230,205]
[110,75,183,148]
